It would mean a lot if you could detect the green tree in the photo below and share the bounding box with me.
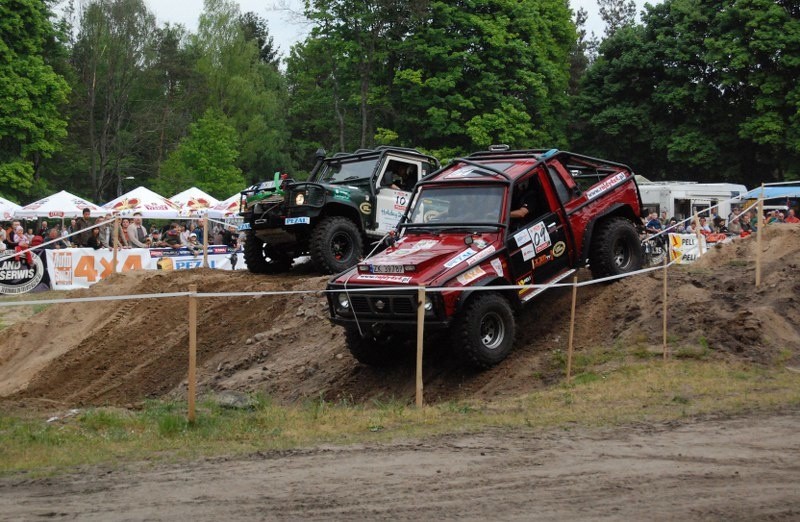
[598,0,637,37]
[154,108,244,198]
[239,11,280,68]
[0,0,70,200]
[574,0,800,184]
[284,36,352,166]
[69,0,159,201]
[300,0,410,150]
[392,0,575,157]
[192,0,292,183]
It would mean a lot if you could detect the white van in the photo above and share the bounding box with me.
[637,181,748,221]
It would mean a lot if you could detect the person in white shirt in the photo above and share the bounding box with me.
[126,212,149,247]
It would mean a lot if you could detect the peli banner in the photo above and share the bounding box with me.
[668,233,707,264]
[45,247,247,290]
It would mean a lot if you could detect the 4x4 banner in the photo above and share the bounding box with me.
[42,247,248,291]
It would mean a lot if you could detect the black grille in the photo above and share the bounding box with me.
[349,293,417,316]
[306,185,325,206]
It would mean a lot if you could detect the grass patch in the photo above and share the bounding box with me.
[31,304,51,314]
[1,360,799,477]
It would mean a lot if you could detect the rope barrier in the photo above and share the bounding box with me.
[0,253,683,307]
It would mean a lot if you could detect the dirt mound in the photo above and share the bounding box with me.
[1,225,798,409]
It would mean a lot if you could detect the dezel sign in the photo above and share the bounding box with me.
[0,251,45,295]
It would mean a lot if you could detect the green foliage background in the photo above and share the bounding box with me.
[0,0,798,206]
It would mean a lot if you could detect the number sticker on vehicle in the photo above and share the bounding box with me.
[370,264,404,274]
[285,217,311,225]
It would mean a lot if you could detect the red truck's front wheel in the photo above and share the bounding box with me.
[344,327,410,366]
[454,293,516,369]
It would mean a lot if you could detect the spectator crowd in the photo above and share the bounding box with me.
[1,213,244,259]
[642,204,799,241]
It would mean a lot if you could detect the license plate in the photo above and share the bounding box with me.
[285,217,310,225]
[370,264,404,274]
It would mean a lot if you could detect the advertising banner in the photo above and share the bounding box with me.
[45,247,247,290]
[668,233,707,264]
[0,250,46,295]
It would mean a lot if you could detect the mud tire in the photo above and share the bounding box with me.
[453,293,515,369]
[243,231,292,274]
[310,216,363,274]
[344,327,408,367]
[589,217,642,279]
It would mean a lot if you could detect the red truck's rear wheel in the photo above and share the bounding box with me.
[589,217,642,278]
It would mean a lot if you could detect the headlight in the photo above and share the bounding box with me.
[424,296,433,311]
[337,293,350,309]
[294,192,305,205]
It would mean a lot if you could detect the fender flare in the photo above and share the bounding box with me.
[579,203,639,264]
[454,276,521,313]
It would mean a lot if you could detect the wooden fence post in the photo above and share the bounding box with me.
[566,276,578,383]
[202,215,210,268]
[188,284,198,423]
[415,286,425,408]
[756,184,764,288]
[663,253,669,360]
[112,216,120,273]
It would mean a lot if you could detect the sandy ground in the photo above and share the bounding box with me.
[0,226,799,520]
[1,412,798,520]
[0,225,797,409]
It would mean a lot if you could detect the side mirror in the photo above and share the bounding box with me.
[384,230,397,248]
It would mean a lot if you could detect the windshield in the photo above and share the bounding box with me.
[314,158,379,184]
[408,185,505,225]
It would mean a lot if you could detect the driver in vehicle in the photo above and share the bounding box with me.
[509,178,538,226]
[384,164,417,191]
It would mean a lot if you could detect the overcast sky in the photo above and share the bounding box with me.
[140,0,657,57]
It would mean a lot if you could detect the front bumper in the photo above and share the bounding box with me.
[326,284,450,329]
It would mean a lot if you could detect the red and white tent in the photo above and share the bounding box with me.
[170,187,219,217]
[0,196,22,221]
[103,187,181,219]
[207,193,242,219]
[15,190,108,219]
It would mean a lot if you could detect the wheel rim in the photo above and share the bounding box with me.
[479,311,505,350]
[612,239,631,269]
[330,231,353,261]
[264,245,289,266]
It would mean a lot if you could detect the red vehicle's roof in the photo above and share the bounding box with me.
[424,149,633,184]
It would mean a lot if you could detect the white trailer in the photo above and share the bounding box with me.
[637,181,748,221]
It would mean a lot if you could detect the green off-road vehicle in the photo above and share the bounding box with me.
[240,147,439,274]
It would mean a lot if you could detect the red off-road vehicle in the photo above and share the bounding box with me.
[327,147,644,368]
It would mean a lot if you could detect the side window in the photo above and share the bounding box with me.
[547,167,572,205]
[378,161,418,192]
[511,173,550,228]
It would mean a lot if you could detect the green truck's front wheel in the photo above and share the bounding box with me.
[310,216,363,274]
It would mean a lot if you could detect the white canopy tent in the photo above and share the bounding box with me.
[103,186,181,219]
[0,196,22,221]
[14,190,108,219]
[207,193,242,219]
[170,187,219,217]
